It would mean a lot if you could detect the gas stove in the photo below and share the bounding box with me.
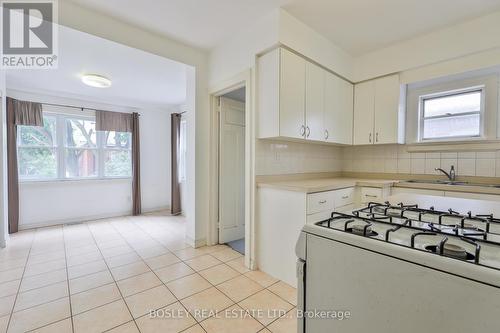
[315,201,500,270]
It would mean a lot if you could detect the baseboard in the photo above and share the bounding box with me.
[185,235,206,248]
[142,205,170,213]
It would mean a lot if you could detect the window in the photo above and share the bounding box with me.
[420,88,483,141]
[18,112,132,181]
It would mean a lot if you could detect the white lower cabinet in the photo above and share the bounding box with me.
[445,191,500,202]
[392,187,445,197]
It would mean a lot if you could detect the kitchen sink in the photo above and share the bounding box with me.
[405,179,500,188]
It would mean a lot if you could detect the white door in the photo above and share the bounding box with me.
[374,74,400,144]
[353,80,375,145]
[305,62,325,141]
[279,48,306,139]
[219,97,245,243]
[324,72,353,144]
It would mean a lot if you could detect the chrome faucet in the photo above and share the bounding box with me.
[435,165,456,181]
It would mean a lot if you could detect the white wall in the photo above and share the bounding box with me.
[0,69,6,246]
[8,90,176,229]
[58,1,210,247]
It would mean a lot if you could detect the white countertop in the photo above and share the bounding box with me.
[257,177,398,193]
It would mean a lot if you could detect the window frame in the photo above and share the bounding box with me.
[19,112,132,182]
[418,86,486,142]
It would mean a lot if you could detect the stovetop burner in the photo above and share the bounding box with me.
[425,243,474,261]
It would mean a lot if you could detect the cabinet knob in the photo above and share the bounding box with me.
[318,200,327,204]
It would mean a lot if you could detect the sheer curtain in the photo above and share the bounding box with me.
[171,113,182,215]
[7,97,43,233]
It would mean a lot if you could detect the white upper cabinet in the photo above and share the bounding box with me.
[353,74,405,145]
[325,72,353,144]
[353,80,375,145]
[279,48,306,139]
[305,62,325,141]
[257,47,354,145]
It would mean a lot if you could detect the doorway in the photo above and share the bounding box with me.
[218,88,246,254]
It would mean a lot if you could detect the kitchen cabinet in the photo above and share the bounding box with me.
[353,74,405,145]
[257,47,353,144]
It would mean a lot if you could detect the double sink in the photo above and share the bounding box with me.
[405,179,500,188]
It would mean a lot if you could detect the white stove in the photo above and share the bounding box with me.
[296,199,500,333]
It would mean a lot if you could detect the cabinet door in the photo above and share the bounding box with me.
[353,80,375,145]
[305,62,325,141]
[325,73,353,144]
[374,75,401,144]
[280,49,306,139]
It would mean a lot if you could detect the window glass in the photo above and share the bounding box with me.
[104,150,132,177]
[105,131,131,149]
[65,149,98,178]
[66,118,96,147]
[18,116,56,146]
[18,147,57,179]
[424,91,481,117]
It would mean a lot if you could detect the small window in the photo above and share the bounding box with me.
[420,88,483,141]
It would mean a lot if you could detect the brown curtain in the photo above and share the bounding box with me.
[131,113,141,215]
[96,110,141,215]
[171,113,182,215]
[7,97,43,234]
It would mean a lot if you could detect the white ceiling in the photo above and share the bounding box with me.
[67,0,500,56]
[6,25,187,108]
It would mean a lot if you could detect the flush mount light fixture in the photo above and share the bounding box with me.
[81,74,112,88]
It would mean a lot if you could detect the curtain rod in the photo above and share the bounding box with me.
[40,101,141,116]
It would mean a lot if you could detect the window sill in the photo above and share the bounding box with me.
[19,177,132,185]
[407,139,500,152]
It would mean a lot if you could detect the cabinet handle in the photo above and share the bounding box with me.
[318,200,327,204]
[300,125,305,137]
[365,194,378,198]
[369,133,372,143]
[306,126,310,138]
[325,129,329,140]
[341,195,349,199]
[376,132,379,142]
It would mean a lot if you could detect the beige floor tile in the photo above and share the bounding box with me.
[8,297,70,332]
[155,262,195,283]
[27,251,65,266]
[65,244,99,257]
[210,248,242,262]
[0,258,26,272]
[226,257,250,274]
[66,251,102,267]
[181,287,234,321]
[173,247,210,260]
[244,270,279,288]
[144,253,180,270]
[106,321,139,333]
[30,318,72,333]
[24,259,66,277]
[135,302,196,333]
[199,264,240,285]
[19,269,67,293]
[238,289,293,326]
[100,245,133,258]
[0,295,15,316]
[166,273,211,299]
[200,304,263,333]
[259,329,271,332]
[217,275,263,302]
[135,245,169,259]
[14,281,68,312]
[184,255,222,271]
[117,272,162,297]
[105,252,141,269]
[0,315,9,333]
[73,299,132,333]
[111,261,150,281]
[68,260,108,279]
[181,324,206,333]
[124,285,176,318]
[0,279,20,298]
[0,268,24,284]
[267,309,297,333]
[203,244,230,254]
[69,270,113,294]
[71,283,121,314]
[267,281,297,306]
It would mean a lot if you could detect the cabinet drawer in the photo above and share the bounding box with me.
[334,187,355,207]
[360,187,383,203]
[306,211,332,224]
[307,191,334,215]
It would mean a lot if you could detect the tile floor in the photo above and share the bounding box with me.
[0,213,297,333]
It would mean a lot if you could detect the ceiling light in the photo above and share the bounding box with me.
[81,74,112,88]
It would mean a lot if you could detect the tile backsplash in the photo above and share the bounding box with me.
[342,145,500,177]
[256,139,342,175]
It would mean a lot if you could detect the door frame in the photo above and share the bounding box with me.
[208,69,255,270]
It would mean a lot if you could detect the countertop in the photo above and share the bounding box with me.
[394,180,500,195]
[257,177,398,193]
